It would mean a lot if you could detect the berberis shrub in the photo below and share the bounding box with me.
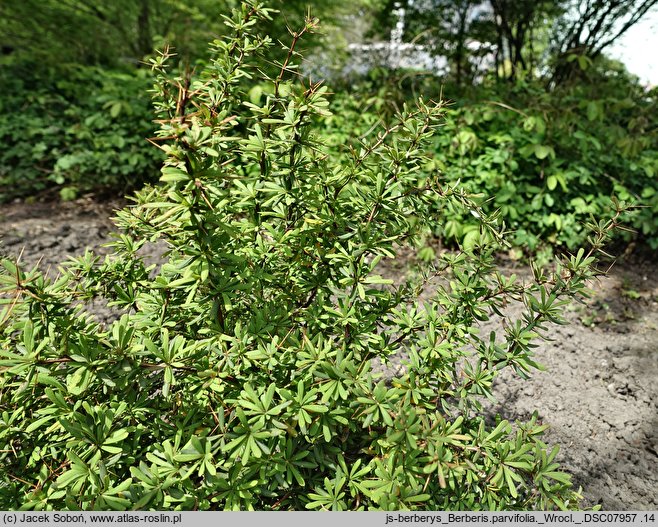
[0,2,622,511]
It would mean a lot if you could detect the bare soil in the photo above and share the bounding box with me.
[1,197,656,510]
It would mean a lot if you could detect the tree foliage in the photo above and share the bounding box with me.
[550,0,658,83]
[0,0,223,66]
[369,0,657,84]
[0,0,373,69]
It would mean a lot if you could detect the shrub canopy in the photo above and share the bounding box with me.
[0,2,624,511]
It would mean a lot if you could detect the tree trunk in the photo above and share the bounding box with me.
[136,0,152,58]
[454,4,469,85]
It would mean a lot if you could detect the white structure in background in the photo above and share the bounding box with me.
[346,2,448,74]
[346,2,658,85]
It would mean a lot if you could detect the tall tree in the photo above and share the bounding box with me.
[368,0,492,83]
[550,0,658,83]
[487,0,563,80]
[368,0,562,83]
[0,0,225,67]
[0,0,371,71]
[366,0,658,84]
[411,0,482,84]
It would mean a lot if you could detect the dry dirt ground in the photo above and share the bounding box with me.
[1,197,656,510]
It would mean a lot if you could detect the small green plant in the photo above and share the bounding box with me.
[620,278,641,300]
[0,2,626,511]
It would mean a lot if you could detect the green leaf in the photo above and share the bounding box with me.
[105,429,129,444]
[66,368,92,396]
[504,467,518,498]
[55,469,86,488]
[25,415,56,433]
[160,167,191,183]
[110,102,122,118]
[248,85,263,104]
[462,229,480,252]
[534,144,553,160]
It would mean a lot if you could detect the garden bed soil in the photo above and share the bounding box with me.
[1,197,657,510]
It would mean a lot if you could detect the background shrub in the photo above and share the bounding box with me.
[324,70,657,254]
[0,64,162,201]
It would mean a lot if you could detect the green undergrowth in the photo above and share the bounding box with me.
[2,37,656,257]
[0,63,162,201]
[325,69,657,255]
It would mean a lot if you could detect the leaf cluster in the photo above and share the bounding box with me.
[325,72,657,254]
[0,65,162,201]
